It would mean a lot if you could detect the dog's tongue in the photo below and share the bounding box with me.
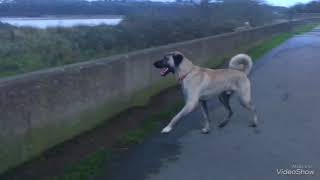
[160,68,168,75]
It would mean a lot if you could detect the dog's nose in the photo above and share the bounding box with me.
[153,60,162,68]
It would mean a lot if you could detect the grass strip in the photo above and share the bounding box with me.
[55,149,111,180]
[247,23,318,60]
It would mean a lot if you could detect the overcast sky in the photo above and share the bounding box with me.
[86,0,314,7]
[267,0,313,7]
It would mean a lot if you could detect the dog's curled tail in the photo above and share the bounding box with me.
[228,54,253,75]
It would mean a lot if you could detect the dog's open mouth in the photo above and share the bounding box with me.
[160,67,169,76]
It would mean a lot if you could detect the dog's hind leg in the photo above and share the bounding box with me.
[218,91,233,128]
[238,90,258,127]
[200,100,210,134]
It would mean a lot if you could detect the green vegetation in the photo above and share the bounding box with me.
[247,33,293,60]
[54,102,183,180]
[118,121,158,146]
[290,1,320,14]
[0,0,282,78]
[56,149,111,180]
[118,104,182,146]
[247,23,318,60]
[293,24,319,35]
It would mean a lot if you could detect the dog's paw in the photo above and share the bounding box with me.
[218,120,229,128]
[161,126,172,134]
[249,123,258,128]
[201,128,210,134]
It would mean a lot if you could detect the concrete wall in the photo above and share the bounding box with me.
[0,18,319,174]
[292,13,320,20]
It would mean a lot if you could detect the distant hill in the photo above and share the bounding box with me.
[0,0,289,17]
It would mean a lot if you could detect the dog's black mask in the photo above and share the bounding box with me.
[153,53,183,77]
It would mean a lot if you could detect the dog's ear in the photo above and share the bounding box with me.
[173,54,183,67]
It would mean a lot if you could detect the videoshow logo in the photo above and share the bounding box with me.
[276,164,316,176]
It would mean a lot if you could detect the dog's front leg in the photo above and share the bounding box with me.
[200,100,210,134]
[161,99,199,134]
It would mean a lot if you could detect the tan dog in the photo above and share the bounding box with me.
[153,51,258,134]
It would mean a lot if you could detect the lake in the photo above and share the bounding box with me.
[0,16,123,28]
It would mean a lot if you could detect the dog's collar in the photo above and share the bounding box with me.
[177,68,193,82]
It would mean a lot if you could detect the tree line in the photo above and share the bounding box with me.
[290,0,320,13]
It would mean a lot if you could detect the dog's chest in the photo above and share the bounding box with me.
[181,80,222,101]
[181,84,189,99]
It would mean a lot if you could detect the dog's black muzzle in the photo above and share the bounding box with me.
[153,59,174,76]
[153,60,165,68]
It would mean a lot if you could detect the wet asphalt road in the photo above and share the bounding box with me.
[99,27,320,180]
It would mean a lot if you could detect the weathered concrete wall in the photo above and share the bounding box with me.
[292,13,320,20]
[0,18,319,174]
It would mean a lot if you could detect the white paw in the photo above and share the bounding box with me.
[161,126,172,134]
[201,128,210,134]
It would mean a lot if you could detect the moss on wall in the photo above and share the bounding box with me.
[0,75,177,174]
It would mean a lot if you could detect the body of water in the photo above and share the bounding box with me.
[0,16,123,28]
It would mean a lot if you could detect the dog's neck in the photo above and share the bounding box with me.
[176,58,194,83]
[177,68,193,82]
